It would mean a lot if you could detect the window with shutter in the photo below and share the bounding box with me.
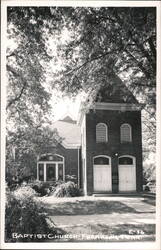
[120,123,132,142]
[96,123,107,143]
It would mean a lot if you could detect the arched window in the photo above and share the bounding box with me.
[37,154,64,182]
[96,123,107,143]
[39,154,63,162]
[119,156,133,165]
[120,123,132,142]
[94,156,110,165]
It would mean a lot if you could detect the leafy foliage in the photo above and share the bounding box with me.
[6,7,63,183]
[7,7,156,131]
[6,126,62,186]
[7,21,51,125]
[52,181,80,197]
[143,155,156,192]
[49,8,156,97]
[30,179,80,197]
[31,180,62,196]
[65,174,77,183]
[5,187,59,242]
[7,7,156,100]
[7,7,156,183]
[12,184,39,198]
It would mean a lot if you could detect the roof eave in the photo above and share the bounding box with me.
[94,102,144,111]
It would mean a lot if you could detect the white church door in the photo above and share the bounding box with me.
[93,156,112,192]
[118,156,136,192]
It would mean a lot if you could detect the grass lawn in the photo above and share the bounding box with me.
[39,196,156,242]
[61,223,155,242]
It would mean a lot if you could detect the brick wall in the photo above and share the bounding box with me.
[85,109,143,194]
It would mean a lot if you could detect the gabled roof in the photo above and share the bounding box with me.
[95,73,139,104]
[77,73,141,125]
[52,116,81,148]
[59,115,76,124]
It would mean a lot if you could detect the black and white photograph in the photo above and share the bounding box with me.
[1,1,161,249]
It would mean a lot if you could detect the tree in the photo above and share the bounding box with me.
[7,12,51,123]
[7,6,156,185]
[48,7,157,166]
[6,124,62,185]
[7,7,156,108]
[51,8,156,94]
[6,7,62,182]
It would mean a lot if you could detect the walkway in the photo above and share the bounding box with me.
[40,196,155,227]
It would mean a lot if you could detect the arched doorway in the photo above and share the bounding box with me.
[37,154,64,181]
[93,155,112,192]
[118,155,136,192]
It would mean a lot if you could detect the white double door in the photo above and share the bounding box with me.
[94,164,112,192]
[93,157,136,192]
[118,165,136,191]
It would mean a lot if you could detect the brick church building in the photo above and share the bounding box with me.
[37,74,143,195]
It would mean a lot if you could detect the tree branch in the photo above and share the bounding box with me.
[127,30,155,72]
[132,82,156,88]
[6,65,28,110]
[111,9,156,73]
[142,120,156,133]
[148,36,156,59]
[124,49,152,80]
[6,52,16,58]
[65,50,115,75]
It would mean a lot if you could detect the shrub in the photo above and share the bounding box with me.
[52,181,80,197]
[143,162,156,193]
[31,180,64,196]
[143,153,156,193]
[65,174,77,183]
[5,188,61,242]
[13,184,38,199]
[31,181,51,196]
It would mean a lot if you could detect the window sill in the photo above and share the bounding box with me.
[96,142,108,144]
[120,141,132,144]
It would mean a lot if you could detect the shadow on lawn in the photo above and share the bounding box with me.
[46,200,138,216]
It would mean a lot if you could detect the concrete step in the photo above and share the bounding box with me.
[93,193,140,197]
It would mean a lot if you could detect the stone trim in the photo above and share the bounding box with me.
[94,102,143,111]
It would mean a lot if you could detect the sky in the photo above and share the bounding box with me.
[51,94,81,121]
[43,26,83,121]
